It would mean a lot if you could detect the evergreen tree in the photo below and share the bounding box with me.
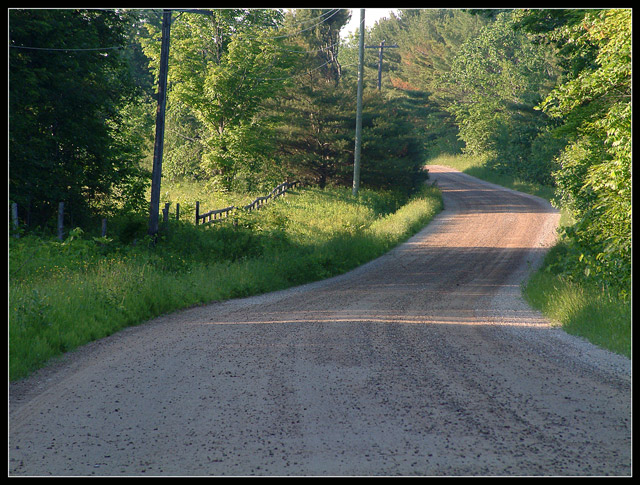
[264,9,352,187]
[9,8,148,227]
[358,90,428,192]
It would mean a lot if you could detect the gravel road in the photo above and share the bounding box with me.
[9,165,631,476]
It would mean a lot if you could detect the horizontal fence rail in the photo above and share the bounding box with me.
[9,181,302,238]
[196,203,235,225]
[196,181,300,226]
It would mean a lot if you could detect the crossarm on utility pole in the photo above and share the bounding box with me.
[365,40,398,90]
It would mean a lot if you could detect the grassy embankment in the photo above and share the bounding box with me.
[9,183,442,381]
[430,153,630,358]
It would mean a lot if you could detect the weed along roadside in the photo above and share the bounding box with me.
[9,183,443,381]
[429,153,631,358]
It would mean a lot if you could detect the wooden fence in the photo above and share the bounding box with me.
[10,181,302,239]
[196,181,300,226]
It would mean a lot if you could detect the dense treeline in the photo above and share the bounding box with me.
[355,8,631,298]
[9,8,631,297]
[9,9,151,227]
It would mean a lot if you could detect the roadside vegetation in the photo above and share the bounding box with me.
[9,9,630,378]
[430,152,630,358]
[9,185,442,380]
[524,245,631,358]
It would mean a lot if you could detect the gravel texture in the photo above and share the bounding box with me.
[9,165,631,476]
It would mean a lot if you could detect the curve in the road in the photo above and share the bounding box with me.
[9,166,631,476]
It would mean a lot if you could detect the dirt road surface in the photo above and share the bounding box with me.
[9,166,631,476]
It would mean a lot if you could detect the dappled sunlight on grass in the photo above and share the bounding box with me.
[9,185,443,380]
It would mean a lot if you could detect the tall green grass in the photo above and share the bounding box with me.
[430,153,630,358]
[523,245,631,358]
[9,184,442,380]
[429,153,556,202]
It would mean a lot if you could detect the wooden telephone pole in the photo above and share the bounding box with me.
[352,9,365,197]
[365,39,398,90]
[147,9,212,236]
[148,9,172,236]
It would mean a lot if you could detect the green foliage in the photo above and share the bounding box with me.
[10,185,442,380]
[161,99,207,182]
[262,9,354,188]
[538,9,631,297]
[141,9,292,191]
[524,242,631,357]
[423,9,630,298]
[283,8,351,84]
[394,9,488,106]
[10,6,631,374]
[267,10,427,193]
[514,9,601,81]
[362,9,485,159]
[267,79,354,188]
[444,11,559,185]
[359,91,429,192]
[9,9,149,227]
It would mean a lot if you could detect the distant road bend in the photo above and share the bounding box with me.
[10,165,631,476]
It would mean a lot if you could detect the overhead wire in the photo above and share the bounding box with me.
[9,8,345,53]
[9,8,352,84]
[236,8,342,40]
[9,44,132,52]
[256,61,358,82]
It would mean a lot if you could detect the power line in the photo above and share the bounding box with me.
[281,8,340,28]
[9,43,133,52]
[246,7,340,30]
[239,8,342,40]
[170,8,341,38]
[9,9,345,55]
[242,38,343,55]
[255,60,358,82]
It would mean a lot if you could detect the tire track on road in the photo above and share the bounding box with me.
[10,166,631,476]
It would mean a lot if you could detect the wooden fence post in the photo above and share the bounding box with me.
[195,201,200,225]
[57,202,64,241]
[11,202,19,238]
[176,203,180,221]
[163,202,170,223]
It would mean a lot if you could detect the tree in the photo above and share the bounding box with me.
[443,11,559,184]
[394,9,487,106]
[270,9,428,193]
[264,9,353,187]
[357,9,488,158]
[141,9,292,191]
[537,9,631,295]
[269,80,354,188]
[358,90,428,192]
[9,9,149,227]
[283,8,351,84]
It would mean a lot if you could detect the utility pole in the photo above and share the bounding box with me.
[365,39,398,90]
[147,9,213,236]
[352,9,365,197]
[148,9,172,236]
